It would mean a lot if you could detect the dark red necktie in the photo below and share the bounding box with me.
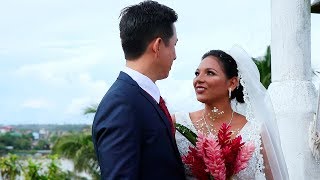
[159,96,175,136]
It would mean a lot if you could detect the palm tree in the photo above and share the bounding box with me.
[253,46,271,88]
[53,104,100,179]
[52,132,100,179]
[84,104,98,115]
[23,155,72,180]
[23,158,44,180]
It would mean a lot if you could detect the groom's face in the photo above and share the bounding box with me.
[193,56,229,104]
[155,25,178,80]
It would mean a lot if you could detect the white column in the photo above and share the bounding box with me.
[269,0,319,179]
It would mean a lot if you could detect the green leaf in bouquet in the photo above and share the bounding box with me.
[175,123,197,146]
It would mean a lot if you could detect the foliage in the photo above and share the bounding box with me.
[33,140,50,150]
[253,46,271,88]
[0,154,21,180]
[49,134,59,144]
[0,143,8,155]
[0,133,32,150]
[84,104,98,115]
[0,154,80,180]
[46,155,70,180]
[175,123,197,146]
[23,158,45,180]
[52,132,100,179]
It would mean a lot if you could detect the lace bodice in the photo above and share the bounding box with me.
[175,112,266,180]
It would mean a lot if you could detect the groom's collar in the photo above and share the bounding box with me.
[122,67,160,103]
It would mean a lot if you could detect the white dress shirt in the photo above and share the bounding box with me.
[122,67,160,103]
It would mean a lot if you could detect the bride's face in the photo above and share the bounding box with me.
[193,56,230,104]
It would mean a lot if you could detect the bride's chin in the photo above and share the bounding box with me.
[196,97,207,104]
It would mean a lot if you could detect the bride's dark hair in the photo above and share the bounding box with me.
[202,50,245,103]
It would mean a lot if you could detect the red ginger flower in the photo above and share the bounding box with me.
[182,146,208,180]
[217,123,232,149]
[196,132,207,157]
[202,133,226,180]
[181,123,255,180]
[234,142,255,173]
[217,123,245,178]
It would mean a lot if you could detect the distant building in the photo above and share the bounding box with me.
[5,146,13,150]
[32,132,40,140]
[0,126,13,134]
[39,128,49,139]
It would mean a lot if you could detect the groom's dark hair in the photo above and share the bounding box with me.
[202,50,245,103]
[119,1,178,60]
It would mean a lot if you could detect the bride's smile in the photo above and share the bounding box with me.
[193,55,235,105]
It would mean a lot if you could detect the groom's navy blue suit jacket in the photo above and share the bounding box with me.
[92,72,186,180]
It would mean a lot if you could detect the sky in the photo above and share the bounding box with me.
[1,0,320,125]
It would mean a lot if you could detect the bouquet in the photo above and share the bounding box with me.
[176,123,255,180]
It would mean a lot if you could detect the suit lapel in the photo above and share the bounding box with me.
[117,72,182,160]
[139,88,174,138]
[138,89,182,159]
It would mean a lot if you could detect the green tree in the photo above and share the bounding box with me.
[0,143,7,155]
[51,104,100,179]
[14,138,32,150]
[46,155,70,180]
[34,140,50,150]
[49,134,59,144]
[0,154,21,180]
[52,133,99,179]
[253,46,271,88]
[0,133,15,146]
[0,132,32,150]
[23,155,78,180]
[23,158,46,180]
[84,104,97,115]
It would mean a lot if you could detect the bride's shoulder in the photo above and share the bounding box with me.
[233,113,247,126]
[234,113,262,133]
[172,110,201,125]
[189,110,202,120]
[172,111,189,124]
[234,113,246,122]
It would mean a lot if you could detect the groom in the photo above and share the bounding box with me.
[92,1,185,179]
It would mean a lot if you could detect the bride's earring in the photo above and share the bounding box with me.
[228,88,231,98]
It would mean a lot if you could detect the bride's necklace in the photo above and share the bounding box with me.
[195,107,235,135]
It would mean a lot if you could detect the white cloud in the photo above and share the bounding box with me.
[65,97,95,115]
[2,0,320,124]
[77,73,110,95]
[157,77,202,113]
[64,74,110,115]
[14,46,107,84]
[21,99,53,109]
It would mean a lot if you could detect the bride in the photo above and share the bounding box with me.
[173,46,289,180]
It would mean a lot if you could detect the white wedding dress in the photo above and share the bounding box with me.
[175,112,266,180]
[173,46,288,179]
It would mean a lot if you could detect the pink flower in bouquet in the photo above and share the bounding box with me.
[234,142,255,173]
[201,133,226,180]
[182,123,255,180]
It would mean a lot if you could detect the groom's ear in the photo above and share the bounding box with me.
[228,77,239,91]
[151,37,162,57]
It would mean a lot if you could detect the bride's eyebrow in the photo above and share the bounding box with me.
[206,68,218,73]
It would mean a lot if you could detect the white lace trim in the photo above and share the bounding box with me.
[239,74,255,123]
